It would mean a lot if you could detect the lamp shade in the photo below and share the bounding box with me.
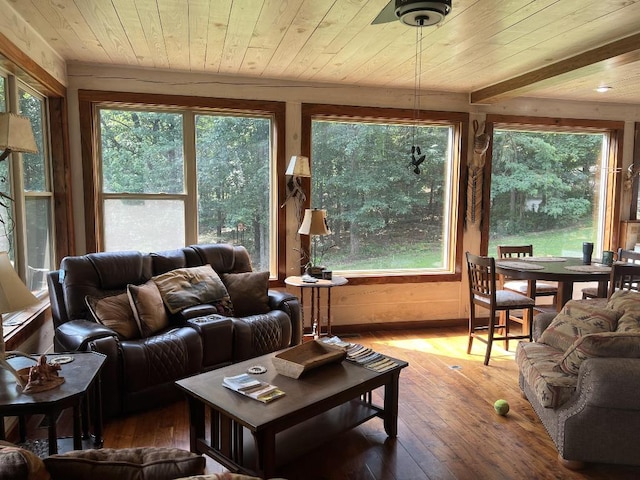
[0,113,38,154]
[285,155,311,177]
[298,209,331,236]
[0,251,37,314]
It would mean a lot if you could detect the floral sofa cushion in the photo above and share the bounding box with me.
[559,331,640,374]
[516,341,577,408]
[538,306,620,352]
[607,290,640,332]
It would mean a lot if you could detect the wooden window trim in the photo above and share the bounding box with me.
[481,114,625,255]
[301,103,469,285]
[78,90,288,283]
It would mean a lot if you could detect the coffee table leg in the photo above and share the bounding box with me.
[186,396,205,454]
[73,404,82,450]
[254,429,276,479]
[383,371,401,437]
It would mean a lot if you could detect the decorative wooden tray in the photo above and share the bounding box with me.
[272,341,347,379]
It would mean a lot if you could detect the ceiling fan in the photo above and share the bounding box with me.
[372,0,452,27]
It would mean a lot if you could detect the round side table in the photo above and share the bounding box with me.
[284,275,348,338]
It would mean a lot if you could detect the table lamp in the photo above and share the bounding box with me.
[0,112,38,162]
[298,208,331,278]
[0,251,39,387]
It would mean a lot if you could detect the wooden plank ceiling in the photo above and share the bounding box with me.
[8,0,640,105]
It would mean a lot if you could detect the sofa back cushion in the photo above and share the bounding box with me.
[559,331,640,374]
[43,447,205,480]
[607,290,640,332]
[189,244,253,274]
[60,251,153,322]
[539,306,620,352]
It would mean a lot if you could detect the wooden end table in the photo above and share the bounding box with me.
[284,275,348,337]
[0,351,105,456]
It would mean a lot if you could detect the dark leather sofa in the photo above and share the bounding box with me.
[47,243,302,418]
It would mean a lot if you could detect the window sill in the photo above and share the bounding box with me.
[3,298,50,351]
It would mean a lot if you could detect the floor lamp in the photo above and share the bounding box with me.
[0,251,38,387]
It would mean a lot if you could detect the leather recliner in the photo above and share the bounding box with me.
[47,244,302,418]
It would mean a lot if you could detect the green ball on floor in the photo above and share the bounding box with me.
[494,399,510,415]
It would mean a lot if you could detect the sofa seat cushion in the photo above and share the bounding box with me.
[516,341,577,408]
[559,331,640,374]
[0,441,50,480]
[538,306,620,352]
[43,447,204,480]
[153,265,234,315]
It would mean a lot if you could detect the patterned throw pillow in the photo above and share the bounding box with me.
[607,290,640,332]
[0,441,50,480]
[152,265,234,315]
[127,279,170,337]
[221,271,270,317]
[44,447,205,480]
[559,332,640,374]
[538,308,620,352]
[85,292,140,340]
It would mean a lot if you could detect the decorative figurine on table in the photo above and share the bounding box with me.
[20,355,65,394]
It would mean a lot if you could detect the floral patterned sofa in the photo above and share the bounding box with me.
[515,291,640,469]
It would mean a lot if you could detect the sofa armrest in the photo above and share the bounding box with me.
[55,320,118,352]
[268,290,302,345]
[187,315,234,369]
[574,357,640,410]
[532,312,556,342]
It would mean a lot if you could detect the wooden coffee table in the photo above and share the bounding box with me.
[176,349,408,478]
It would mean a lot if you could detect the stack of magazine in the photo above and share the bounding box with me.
[222,373,285,403]
[322,336,399,373]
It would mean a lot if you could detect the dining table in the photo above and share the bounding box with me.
[494,256,611,312]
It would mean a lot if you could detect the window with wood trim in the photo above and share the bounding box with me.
[301,104,467,282]
[483,115,623,257]
[0,71,55,296]
[79,91,286,280]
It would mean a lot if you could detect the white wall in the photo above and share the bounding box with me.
[62,63,640,328]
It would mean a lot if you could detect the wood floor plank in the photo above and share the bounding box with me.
[18,326,640,479]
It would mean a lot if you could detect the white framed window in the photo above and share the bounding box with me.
[95,100,282,276]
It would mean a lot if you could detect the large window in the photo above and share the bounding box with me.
[303,104,467,280]
[0,72,54,296]
[88,93,285,277]
[485,116,623,258]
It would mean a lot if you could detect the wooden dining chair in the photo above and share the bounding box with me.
[497,244,558,311]
[607,262,640,298]
[582,248,640,299]
[466,252,535,365]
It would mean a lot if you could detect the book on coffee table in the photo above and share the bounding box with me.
[222,373,285,403]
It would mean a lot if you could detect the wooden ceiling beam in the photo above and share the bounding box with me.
[470,32,640,104]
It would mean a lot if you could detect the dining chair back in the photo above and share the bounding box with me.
[608,262,640,298]
[582,248,640,299]
[497,244,558,310]
[466,252,535,365]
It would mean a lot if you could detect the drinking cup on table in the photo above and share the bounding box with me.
[602,250,616,266]
[582,242,594,264]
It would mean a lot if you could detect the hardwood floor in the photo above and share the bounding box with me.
[23,327,640,479]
